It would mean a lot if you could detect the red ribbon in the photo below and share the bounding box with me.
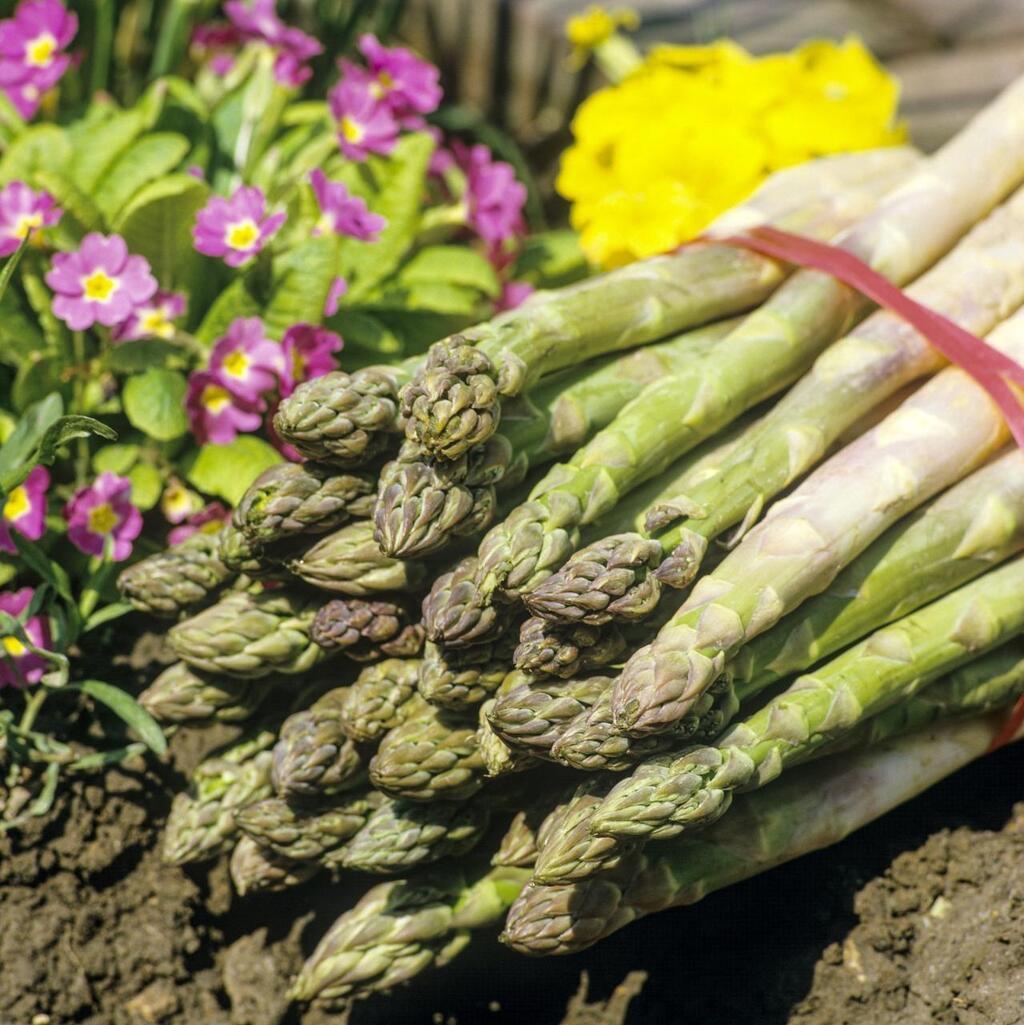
[987,693,1024,753]
[718,225,1024,447]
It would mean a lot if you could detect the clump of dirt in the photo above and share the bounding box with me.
[791,808,1024,1025]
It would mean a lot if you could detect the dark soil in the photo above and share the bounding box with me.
[1,726,1022,1025]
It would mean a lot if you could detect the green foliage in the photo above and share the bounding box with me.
[122,367,189,441]
[185,436,282,505]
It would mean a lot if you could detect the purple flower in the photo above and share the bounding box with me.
[309,170,385,241]
[358,33,441,119]
[280,323,343,396]
[64,472,142,562]
[329,74,398,162]
[224,0,286,43]
[225,1,321,85]
[496,280,535,313]
[0,0,77,120]
[0,181,60,255]
[186,370,263,444]
[110,290,187,343]
[191,22,243,77]
[0,587,51,687]
[455,142,527,247]
[324,275,347,317]
[167,501,230,545]
[0,465,48,554]
[45,233,158,331]
[193,185,285,267]
[208,317,283,404]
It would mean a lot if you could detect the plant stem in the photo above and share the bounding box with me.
[71,331,89,485]
[19,686,47,735]
[89,0,115,97]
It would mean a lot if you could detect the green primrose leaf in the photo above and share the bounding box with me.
[70,680,167,756]
[123,368,189,441]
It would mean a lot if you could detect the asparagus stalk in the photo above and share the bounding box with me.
[139,662,266,724]
[163,730,276,865]
[232,462,377,545]
[612,304,1024,736]
[400,148,919,460]
[591,558,1024,851]
[118,528,235,618]
[272,356,422,467]
[368,695,486,801]
[525,184,1024,627]
[477,694,538,777]
[230,835,320,894]
[337,796,492,874]
[310,598,425,661]
[236,791,382,861]
[272,689,366,799]
[340,658,423,743]
[418,636,515,710]
[286,520,426,595]
[290,863,532,1006]
[169,590,330,678]
[503,703,1024,955]
[423,84,1024,648]
[375,318,737,558]
[730,447,1024,695]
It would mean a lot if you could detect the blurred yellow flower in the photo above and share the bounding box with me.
[560,34,905,267]
[566,6,639,52]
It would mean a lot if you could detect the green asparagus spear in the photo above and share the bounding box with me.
[139,662,266,724]
[163,730,276,865]
[730,447,1024,696]
[368,695,486,802]
[286,520,426,595]
[310,597,425,661]
[236,791,382,861]
[169,590,329,678]
[271,689,366,799]
[340,658,422,743]
[375,318,736,557]
[524,185,1024,627]
[503,701,1024,955]
[477,695,538,777]
[290,864,531,1006]
[232,462,377,545]
[611,304,1024,736]
[118,528,235,618]
[400,148,918,460]
[592,557,1024,848]
[230,835,320,894]
[273,358,421,466]
[338,796,492,874]
[418,636,515,710]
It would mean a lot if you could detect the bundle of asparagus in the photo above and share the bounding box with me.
[119,75,1024,1013]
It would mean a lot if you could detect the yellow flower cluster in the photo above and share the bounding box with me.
[559,36,906,267]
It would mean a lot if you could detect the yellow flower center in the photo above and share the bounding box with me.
[222,350,250,378]
[201,383,232,414]
[340,116,365,144]
[140,308,174,339]
[13,212,42,240]
[25,32,56,68]
[370,70,394,99]
[82,270,118,303]
[2,635,26,657]
[3,486,30,523]
[291,351,306,381]
[225,219,259,251]
[87,502,118,535]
